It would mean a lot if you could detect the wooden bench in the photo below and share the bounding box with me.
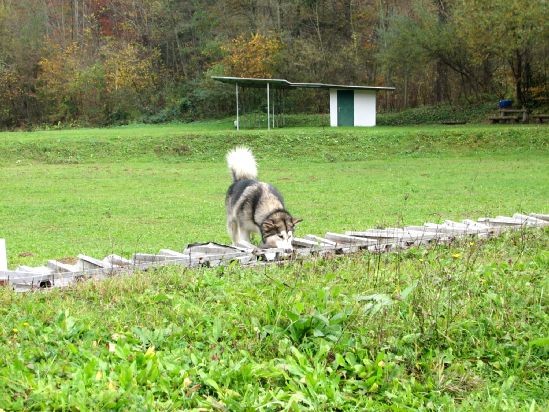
[532,114,549,123]
[489,115,519,124]
[500,108,528,121]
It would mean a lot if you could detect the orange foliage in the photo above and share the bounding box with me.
[38,43,83,98]
[0,66,23,123]
[103,43,158,93]
[37,41,160,122]
[222,33,282,78]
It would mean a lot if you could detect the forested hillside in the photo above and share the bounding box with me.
[0,0,547,128]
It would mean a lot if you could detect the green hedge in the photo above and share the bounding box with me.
[377,103,495,125]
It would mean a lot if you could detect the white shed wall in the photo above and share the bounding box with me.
[354,90,376,126]
[329,89,338,127]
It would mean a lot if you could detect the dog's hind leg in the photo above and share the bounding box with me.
[228,222,256,250]
[227,220,240,245]
[239,229,251,243]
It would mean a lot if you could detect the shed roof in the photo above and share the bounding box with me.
[212,76,395,91]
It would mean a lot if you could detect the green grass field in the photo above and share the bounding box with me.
[1,123,547,267]
[0,122,548,410]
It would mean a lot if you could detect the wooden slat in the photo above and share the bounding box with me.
[188,253,251,266]
[304,235,337,247]
[529,213,549,222]
[513,213,548,226]
[47,260,80,273]
[424,223,468,232]
[325,232,378,246]
[496,215,539,226]
[444,220,491,234]
[132,253,187,263]
[1,270,53,282]
[423,223,475,235]
[190,251,251,263]
[231,242,256,252]
[346,229,407,239]
[159,249,187,257]
[16,265,53,275]
[183,242,242,255]
[103,254,132,267]
[478,216,527,228]
[0,270,60,291]
[292,238,335,252]
[461,219,492,231]
[77,254,106,270]
[291,237,319,248]
[347,228,440,242]
[400,227,446,238]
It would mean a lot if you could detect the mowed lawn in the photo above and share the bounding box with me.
[0,123,547,267]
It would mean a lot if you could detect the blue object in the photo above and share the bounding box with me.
[498,99,513,109]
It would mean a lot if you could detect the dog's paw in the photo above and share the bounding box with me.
[233,241,260,254]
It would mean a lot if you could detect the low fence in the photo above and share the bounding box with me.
[1,213,547,293]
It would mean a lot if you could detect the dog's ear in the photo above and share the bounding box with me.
[263,219,275,232]
[291,217,303,226]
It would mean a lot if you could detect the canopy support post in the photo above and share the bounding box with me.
[267,82,270,130]
[235,83,240,131]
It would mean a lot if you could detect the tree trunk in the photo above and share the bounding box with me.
[434,0,449,103]
[434,60,449,103]
[512,50,524,106]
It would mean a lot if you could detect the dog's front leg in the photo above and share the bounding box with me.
[231,227,253,249]
[234,240,260,254]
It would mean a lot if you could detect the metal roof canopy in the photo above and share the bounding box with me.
[213,76,292,89]
[211,76,395,130]
[212,76,395,91]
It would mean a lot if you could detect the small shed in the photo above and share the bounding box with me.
[329,88,378,127]
[212,76,394,128]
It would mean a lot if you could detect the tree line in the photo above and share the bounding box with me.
[0,0,547,128]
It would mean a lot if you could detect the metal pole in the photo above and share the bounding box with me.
[235,83,239,131]
[267,82,270,130]
[272,89,275,128]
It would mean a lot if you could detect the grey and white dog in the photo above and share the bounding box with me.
[225,147,301,250]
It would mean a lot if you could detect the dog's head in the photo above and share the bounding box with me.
[260,211,302,251]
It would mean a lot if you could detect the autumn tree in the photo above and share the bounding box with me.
[222,33,283,78]
[37,42,104,123]
[0,64,24,126]
[454,0,548,107]
[378,0,506,106]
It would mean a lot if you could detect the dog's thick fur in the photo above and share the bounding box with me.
[225,147,301,250]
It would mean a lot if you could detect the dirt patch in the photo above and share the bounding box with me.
[58,256,78,264]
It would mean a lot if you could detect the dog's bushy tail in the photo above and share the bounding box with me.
[226,147,258,181]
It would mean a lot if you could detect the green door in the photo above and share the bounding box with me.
[337,90,354,126]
